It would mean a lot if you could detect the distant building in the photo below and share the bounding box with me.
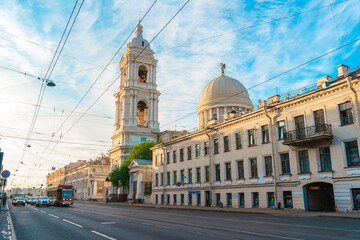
[46,167,66,195]
[64,156,111,201]
[108,22,160,195]
[128,159,153,203]
[152,64,360,212]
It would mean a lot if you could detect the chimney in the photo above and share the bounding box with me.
[316,75,332,88]
[258,99,267,108]
[337,64,350,78]
[268,95,280,105]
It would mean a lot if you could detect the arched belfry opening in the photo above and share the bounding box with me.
[138,65,147,83]
[137,101,148,127]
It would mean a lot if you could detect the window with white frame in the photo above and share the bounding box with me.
[345,140,360,167]
[235,132,242,149]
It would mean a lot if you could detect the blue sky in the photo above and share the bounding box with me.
[0,0,359,188]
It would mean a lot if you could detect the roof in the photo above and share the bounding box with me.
[132,159,152,165]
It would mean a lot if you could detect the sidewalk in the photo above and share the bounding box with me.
[76,200,360,220]
[0,204,14,240]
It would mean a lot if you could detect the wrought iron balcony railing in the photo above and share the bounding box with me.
[283,124,332,146]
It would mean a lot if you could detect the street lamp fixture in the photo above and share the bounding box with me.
[46,80,56,87]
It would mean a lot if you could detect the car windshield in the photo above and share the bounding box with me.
[40,197,48,200]
[17,198,24,200]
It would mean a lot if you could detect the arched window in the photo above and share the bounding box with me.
[212,113,217,120]
[138,65,147,83]
[137,101,148,127]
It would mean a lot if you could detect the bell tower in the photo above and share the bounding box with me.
[109,22,160,169]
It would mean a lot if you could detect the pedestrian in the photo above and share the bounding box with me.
[106,195,109,203]
[2,193,7,207]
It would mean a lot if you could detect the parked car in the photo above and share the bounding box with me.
[49,197,57,206]
[31,197,38,205]
[36,196,50,207]
[14,197,25,206]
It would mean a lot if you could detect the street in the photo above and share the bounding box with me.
[8,202,360,240]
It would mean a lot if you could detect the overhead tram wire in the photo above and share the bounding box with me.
[28,0,159,173]
[43,0,191,165]
[161,37,360,129]
[17,0,83,175]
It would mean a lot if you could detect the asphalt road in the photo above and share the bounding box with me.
[8,202,360,240]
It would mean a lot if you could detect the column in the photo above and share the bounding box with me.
[129,93,133,124]
[217,108,220,120]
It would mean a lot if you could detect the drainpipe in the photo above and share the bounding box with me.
[160,143,166,204]
[264,107,280,209]
[204,127,215,207]
[347,77,360,129]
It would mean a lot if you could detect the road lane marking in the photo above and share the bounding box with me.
[62,219,83,228]
[48,214,59,219]
[39,210,46,214]
[21,211,30,214]
[101,222,116,224]
[91,230,116,240]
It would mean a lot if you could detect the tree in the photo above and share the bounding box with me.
[108,140,156,191]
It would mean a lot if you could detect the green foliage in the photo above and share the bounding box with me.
[109,140,156,190]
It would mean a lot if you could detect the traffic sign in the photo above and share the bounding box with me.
[1,170,10,178]
[176,182,181,187]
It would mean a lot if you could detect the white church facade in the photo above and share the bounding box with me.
[151,64,360,212]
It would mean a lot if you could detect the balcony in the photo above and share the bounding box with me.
[283,124,333,146]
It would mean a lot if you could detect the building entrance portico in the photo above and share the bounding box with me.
[305,182,335,212]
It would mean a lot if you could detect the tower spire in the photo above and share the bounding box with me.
[139,11,141,23]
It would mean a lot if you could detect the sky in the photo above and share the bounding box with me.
[0,0,359,188]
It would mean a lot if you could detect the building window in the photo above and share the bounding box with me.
[345,140,360,167]
[216,193,221,207]
[283,191,293,208]
[160,154,164,165]
[295,115,305,140]
[173,171,177,185]
[155,155,159,167]
[160,173,164,186]
[264,156,273,176]
[188,194,192,205]
[262,125,269,143]
[352,188,360,209]
[277,121,286,140]
[166,152,170,164]
[225,162,232,180]
[298,150,310,173]
[215,164,221,181]
[204,142,209,156]
[237,160,244,179]
[180,148,184,162]
[250,158,258,178]
[239,193,245,207]
[141,137,146,142]
[180,194,184,205]
[161,194,164,204]
[227,193,232,206]
[166,172,170,185]
[173,194,177,205]
[188,169,192,184]
[205,166,210,182]
[235,132,242,149]
[180,170,185,184]
[196,167,201,183]
[166,194,170,204]
[214,139,219,154]
[173,150,177,163]
[339,102,354,126]
[319,147,332,171]
[138,65,147,83]
[248,129,256,146]
[136,101,148,127]
[252,192,259,207]
[195,144,200,158]
[155,173,159,186]
[155,194,158,204]
[197,193,201,205]
[187,146,192,160]
[280,153,291,174]
[224,136,230,152]
[314,109,325,132]
[267,192,275,207]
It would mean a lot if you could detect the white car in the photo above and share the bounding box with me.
[36,196,50,207]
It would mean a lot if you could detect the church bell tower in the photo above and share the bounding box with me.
[109,22,160,169]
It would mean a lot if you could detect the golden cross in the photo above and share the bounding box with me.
[139,11,141,23]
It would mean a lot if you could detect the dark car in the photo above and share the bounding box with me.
[12,198,17,205]
[14,197,25,206]
[49,197,57,206]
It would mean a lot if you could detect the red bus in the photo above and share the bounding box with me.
[47,185,74,206]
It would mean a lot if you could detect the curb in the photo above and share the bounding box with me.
[6,204,17,240]
[75,201,360,219]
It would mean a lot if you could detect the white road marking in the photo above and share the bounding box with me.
[62,219,83,228]
[101,222,116,225]
[39,210,46,214]
[21,211,30,214]
[48,214,59,219]
[91,230,116,240]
